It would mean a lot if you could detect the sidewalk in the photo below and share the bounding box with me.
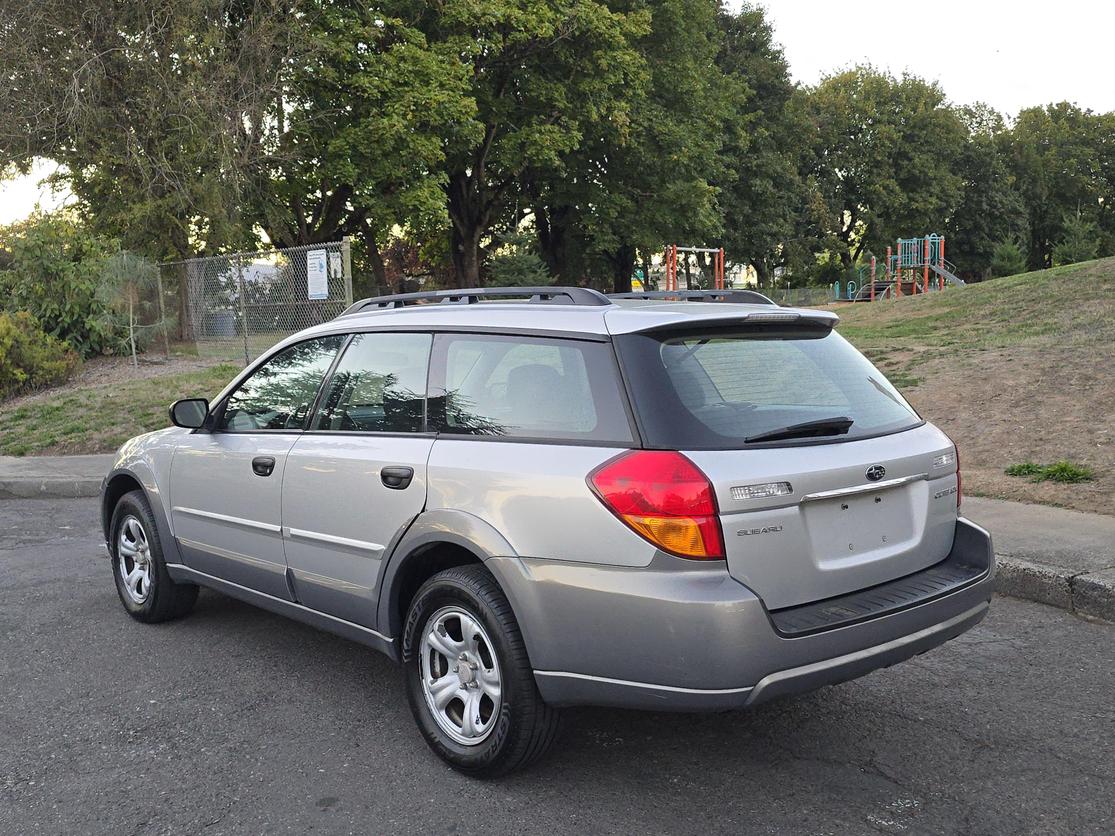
[0,454,112,499]
[0,455,1111,621]
[963,496,1115,623]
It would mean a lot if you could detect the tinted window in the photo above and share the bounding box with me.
[430,334,633,443]
[219,335,344,431]
[616,325,920,449]
[312,332,431,432]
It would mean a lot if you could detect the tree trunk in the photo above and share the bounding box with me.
[682,255,692,289]
[752,259,770,288]
[362,228,389,293]
[640,252,653,290]
[451,225,483,287]
[447,171,485,287]
[609,244,636,294]
[536,204,572,281]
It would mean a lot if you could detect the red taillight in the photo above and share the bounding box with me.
[588,450,724,559]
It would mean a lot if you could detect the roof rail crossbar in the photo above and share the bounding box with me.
[339,286,611,316]
[610,289,777,306]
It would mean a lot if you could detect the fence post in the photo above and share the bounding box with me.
[341,236,354,305]
[155,268,171,360]
[236,255,250,366]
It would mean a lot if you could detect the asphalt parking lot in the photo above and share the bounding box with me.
[1,497,1113,835]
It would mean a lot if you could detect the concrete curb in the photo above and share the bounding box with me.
[0,477,102,499]
[996,555,1115,623]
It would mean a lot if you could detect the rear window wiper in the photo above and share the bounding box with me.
[745,416,854,444]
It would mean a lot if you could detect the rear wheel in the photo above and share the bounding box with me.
[110,490,198,623]
[402,564,560,776]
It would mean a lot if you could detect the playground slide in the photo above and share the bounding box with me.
[929,263,966,287]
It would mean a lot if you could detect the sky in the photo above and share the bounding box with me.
[758,0,1115,114]
[3,0,1112,224]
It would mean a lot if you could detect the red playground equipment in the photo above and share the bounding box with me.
[663,245,725,291]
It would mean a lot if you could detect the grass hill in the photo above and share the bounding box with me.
[834,258,1115,516]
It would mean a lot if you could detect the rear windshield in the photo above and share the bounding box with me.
[616,325,921,449]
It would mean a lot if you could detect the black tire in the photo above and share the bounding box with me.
[402,564,561,777]
[109,489,198,623]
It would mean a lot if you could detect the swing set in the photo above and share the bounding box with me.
[662,244,726,291]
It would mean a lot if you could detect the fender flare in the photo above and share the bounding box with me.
[101,465,184,567]
[376,509,518,639]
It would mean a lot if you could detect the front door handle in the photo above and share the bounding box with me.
[252,456,276,477]
[381,466,414,490]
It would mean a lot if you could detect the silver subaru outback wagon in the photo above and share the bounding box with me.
[101,286,994,776]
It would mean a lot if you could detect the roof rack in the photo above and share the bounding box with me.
[338,286,611,317]
[610,289,777,306]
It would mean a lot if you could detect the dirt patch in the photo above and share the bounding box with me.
[0,353,223,414]
[903,344,1114,516]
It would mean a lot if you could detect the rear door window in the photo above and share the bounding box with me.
[616,325,921,449]
[312,332,432,433]
[429,334,633,444]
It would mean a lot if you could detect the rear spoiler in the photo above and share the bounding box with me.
[606,305,839,335]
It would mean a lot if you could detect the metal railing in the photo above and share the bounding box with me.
[164,240,353,364]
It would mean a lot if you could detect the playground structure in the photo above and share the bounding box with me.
[835,234,966,302]
[663,244,725,291]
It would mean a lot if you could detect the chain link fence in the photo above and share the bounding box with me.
[163,240,353,365]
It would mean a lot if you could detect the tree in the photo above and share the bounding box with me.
[802,67,966,270]
[1007,103,1109,269]
[255,2,479,290]
[0,0,311,259]
[1052,212,1100,266]
[989,239,1027,278]
[400,0,651,286]
[713,4,809,287]
[944,104,1027,278]
[529,0,727,292]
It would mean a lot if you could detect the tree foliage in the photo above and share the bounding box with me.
[3,1,1115,296]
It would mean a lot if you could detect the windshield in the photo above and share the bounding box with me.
[615,324,921,449]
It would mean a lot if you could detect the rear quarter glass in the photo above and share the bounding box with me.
[426,333,635,445]
[615,324,922,450]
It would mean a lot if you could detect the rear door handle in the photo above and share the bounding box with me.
[252,456,276,477]
[381,466,414,490]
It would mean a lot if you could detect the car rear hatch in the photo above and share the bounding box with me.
[611,314,960,610]
[685,426,959,608]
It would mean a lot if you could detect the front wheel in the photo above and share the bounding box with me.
[402,564,560,776]
[110,490,198,623]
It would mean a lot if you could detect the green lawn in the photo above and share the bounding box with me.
[833,258,1115,383]
[0,363,240,456]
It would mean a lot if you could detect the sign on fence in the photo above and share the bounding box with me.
[306,249,329,300]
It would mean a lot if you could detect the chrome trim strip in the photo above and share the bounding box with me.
[532,669,754,697]
[799,472,928,503]
[172,506,282,534]
[284,526,384,553]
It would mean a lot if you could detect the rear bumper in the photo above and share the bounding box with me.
[487,517,994,711]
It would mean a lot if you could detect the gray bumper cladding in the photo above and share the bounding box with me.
[767,518,994,637]
[503,518,995,712]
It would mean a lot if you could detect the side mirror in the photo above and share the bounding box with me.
[170,398,210,429]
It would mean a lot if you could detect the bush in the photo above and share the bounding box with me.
[1052,213,1099,267]
[486,232,553,287]
[989,239,1027,278]
[0,212,121,356]
[0,311,80,399]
